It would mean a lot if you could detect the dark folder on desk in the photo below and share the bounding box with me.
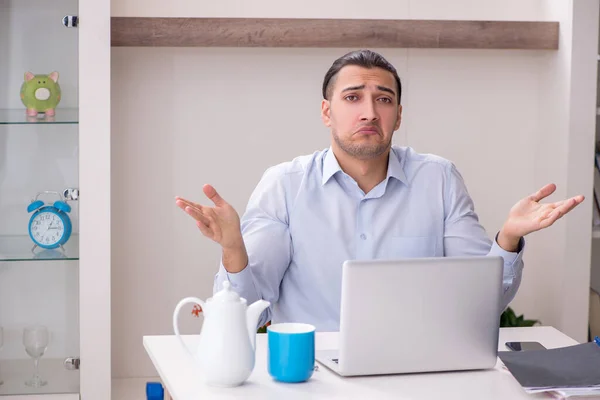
[498,342,600,389]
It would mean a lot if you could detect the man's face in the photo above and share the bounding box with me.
[321,65,402,160]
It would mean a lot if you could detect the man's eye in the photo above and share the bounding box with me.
[345,95,358,101]
[378,97,392,103]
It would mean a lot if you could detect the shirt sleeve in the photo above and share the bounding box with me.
[442,163,524,311]
[213,166,293,328]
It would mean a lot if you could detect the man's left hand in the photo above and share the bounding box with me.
[497,183,585,252]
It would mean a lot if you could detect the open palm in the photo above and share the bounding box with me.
[502,183,584,239]
[175,184,243,249]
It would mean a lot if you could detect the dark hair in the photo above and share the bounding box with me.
[322,50,402,104]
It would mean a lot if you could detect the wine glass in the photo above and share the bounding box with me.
[23,325,49,387]
[0,326,4,386]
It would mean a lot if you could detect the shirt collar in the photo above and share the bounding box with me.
[321,147,409,186]
[386,147,409,185]
[322,147,342,185]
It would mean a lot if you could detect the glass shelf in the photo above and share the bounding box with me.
[0,234,79,262]
[0,109,79,125]
[0,358,79,396]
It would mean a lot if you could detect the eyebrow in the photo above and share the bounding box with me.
[341,84,396,97]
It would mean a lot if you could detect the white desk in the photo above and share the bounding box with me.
[143,326,579,400]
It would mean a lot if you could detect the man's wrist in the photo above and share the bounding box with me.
[222,237,245,252]
[497,228,521,253]
[222,240,248,274]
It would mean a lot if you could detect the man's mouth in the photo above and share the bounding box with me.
[357,126,380,135]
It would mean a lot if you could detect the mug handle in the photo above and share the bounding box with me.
[173,297,205,360]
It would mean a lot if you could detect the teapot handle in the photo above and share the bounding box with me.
[173,297,206,360]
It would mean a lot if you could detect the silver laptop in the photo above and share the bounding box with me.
[316,256,504,376]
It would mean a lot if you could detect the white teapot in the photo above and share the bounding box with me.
[173,281,270,387]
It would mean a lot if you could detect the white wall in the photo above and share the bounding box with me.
[112,0,549,20]
[111,0,598,378]
[0,0,80,361]
[544,0,597,348]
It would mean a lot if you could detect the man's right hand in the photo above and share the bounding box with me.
[176,185,248,273]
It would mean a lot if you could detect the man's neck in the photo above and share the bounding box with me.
[332,146,390,194]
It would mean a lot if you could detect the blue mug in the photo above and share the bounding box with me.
[267,323,316,383]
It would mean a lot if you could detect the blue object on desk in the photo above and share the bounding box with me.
[146,382,164,400]
[267,323,315,383]
[594,336,600,347]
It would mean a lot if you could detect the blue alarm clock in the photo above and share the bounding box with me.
[27,191,72,250]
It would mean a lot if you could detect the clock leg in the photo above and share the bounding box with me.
[31,244,38,253]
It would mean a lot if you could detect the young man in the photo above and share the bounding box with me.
[176,50,584,331]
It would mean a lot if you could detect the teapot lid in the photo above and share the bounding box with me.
[211,281,243,303]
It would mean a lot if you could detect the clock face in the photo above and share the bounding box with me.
[30,211,65,246]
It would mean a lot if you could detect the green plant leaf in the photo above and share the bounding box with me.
[500,312,509,327]
[257,326,267,334]
[520,320,539,327]
[499,307,540,327]
[509,311,517,326]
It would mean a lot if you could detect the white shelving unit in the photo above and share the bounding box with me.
[0,0,111,398]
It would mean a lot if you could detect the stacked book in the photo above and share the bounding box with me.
[499,341,600,399]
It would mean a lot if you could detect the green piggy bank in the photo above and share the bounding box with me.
[20,71,61,117]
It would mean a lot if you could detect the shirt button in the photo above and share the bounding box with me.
[360,234,367,240]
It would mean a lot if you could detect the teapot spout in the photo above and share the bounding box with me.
[246,299,270,351]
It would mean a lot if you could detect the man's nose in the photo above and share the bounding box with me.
[360,100,379,122]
